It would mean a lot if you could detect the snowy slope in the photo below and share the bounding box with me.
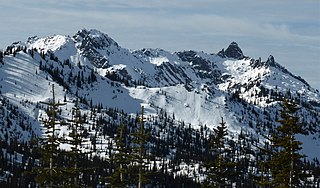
[0,29,319,160]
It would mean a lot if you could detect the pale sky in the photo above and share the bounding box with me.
[0,0,319,89]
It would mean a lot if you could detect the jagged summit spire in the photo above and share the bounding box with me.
[266,55,275,65]
[218,42,244,59]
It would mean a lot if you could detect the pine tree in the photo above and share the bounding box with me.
[0,50,3,64]
[35,84,67,188]
[269,99,307,187]
[204,117,236,187]
[108,118,131,187]
[254,139,272,187]
[90,69,97,82]
[77,71,82,88]
[62,97,89,187]
[131,106,150,188]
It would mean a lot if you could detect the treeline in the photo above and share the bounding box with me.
[0,85,319,187]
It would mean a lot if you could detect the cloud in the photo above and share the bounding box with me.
[1,0,318,49]
[0,0,319,89]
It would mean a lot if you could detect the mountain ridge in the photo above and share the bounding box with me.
[0,28,319,159]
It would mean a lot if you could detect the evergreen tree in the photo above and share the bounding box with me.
[62,97,89,187]
[91,69,97,82]
[269,99,307,187]
[204,117,236,187]
[108,118,131,187]
[254,139,272,187]
[131,106,150,188]
[35,84,67,188]
[0,50,3,64]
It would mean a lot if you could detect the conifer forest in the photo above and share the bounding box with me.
[0,85,319,187]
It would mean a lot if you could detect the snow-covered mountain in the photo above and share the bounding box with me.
[0,28,319,160]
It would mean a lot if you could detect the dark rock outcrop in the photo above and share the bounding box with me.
[222,42,244,59]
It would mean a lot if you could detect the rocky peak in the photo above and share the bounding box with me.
[222,42,244,59]
[217,48,225,58]
[73,29,120,68]
[74,28,118,49]
[266,55,275,66]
